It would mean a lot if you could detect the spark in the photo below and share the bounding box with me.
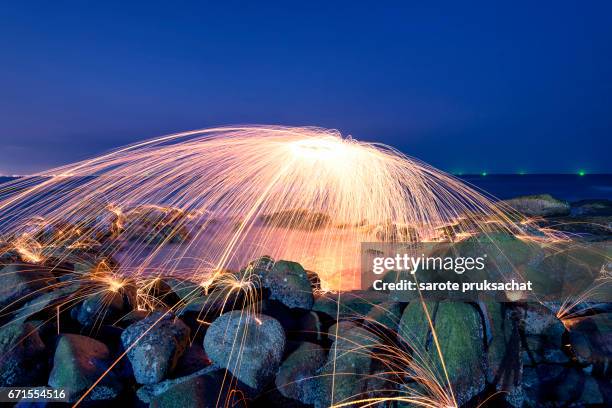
[0,125,564,291]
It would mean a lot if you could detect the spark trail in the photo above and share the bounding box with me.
[0,125,561,290]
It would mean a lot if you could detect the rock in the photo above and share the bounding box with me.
[48,334,122,401]
[145,278,182,307]
[399,301,486,406]
[521,364,567,407]
[520,303,568,364]
[204,311,285,391]
[313,290,389,319]
[526,247,604,299]
[140,366,246,408]
[149,373,220,408]
[13,283,80,322]
[546,216,612,238]
[0,321,46,386]
[0,264,56,310]
[457,232,540,269]
[295,311,324,342]
[275,342,326,404]
[313,323,380,408]
[306,270,321,291]
[254,299,298,332]
[580,375,604,404]
[567,312,611,372]
[172,344,211,378]
[163,278,204,302]
[364,301,401,333]
[72,284,136,327]
[115,309,149,328]
[136,365,216,403]
[260,260,314,310]
[375,270,418,302]
[521,365,604,406]
[121,312,190,384]
[571,199,612,217]
[503,194,570,217]
[327,320,359,340]
[483,302,523,406]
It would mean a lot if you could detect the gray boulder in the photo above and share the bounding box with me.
[204,311,285,391]
[259,260,314,310]
[121,311,191,384]
[13,283,81,322]
[483,302,524,407]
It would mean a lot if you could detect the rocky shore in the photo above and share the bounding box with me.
[0,195,610,407]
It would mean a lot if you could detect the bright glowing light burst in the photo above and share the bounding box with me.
[0,125,563,290]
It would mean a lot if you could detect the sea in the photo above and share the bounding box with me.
[458,174,612,202]
[1,174,611,203]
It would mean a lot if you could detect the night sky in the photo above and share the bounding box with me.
[1,1,611,175]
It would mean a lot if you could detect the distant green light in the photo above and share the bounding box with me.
[578,170,586,176]
[481,172,487,176]
[519,171,526,175]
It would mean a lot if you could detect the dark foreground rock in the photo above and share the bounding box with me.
[312,290,389,318]
[275,342,326,403]
[399,301,486,406]
[0,264,56,309]
[312,321,381,408]
[0,251,609,408]
[137,365,247,407]
[121,311,191,384]
[521,303,568,365]
[0,321,46,386]
[204,310,286,391]
[567,312,612,371]
[48,334,122,401]
[72,284,136,327]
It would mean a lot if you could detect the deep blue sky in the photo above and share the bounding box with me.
[1,1,611,174]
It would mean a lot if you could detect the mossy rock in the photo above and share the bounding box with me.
[399,301,486,406]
